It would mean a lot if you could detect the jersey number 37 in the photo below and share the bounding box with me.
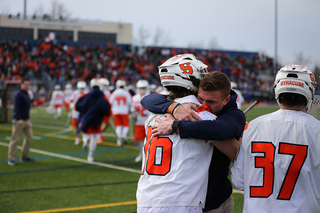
[250,142,308,200]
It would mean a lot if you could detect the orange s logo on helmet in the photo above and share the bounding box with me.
[309,73,316,86]
[179,62,193,75]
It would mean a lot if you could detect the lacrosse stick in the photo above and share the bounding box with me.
[243,100,260,114]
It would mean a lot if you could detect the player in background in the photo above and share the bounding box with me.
[50,85,64,119]
[231,64,320,213]
[130,79,150,162]
[109,80,132,146]
[231,81,245,109]
[149,84,157,93]
[137,54,239,213]
[97,78,111,143]
[63,83,73,118]
[69,81,87,145]
[75,78,111,162]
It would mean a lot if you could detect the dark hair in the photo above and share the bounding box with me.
[21,78,30,84]
[166,86,197,100]
[279,93,307,107]
[199,71,231,99]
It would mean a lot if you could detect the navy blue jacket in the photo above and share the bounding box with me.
[75,88,111,133]
[141,90,246,210]
[13,89,31,120]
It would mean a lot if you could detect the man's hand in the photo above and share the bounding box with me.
[17,119,23,126]
[152,114,175,136]
[173,103,201,121]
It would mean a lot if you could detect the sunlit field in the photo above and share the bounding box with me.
[0,104,279,213]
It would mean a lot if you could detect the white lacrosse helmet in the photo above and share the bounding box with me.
[116,79,126,89]
[65,83,72,89]
[99,78,110,86]
[274,64,316,110]
[136,80,149,95]
[54,85,61,90]
[90,78,101,88]
[158,53,208,92]
[77,81,87,89]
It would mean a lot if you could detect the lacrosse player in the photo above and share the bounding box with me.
[109,79,132,146]
[50,85,64,119]
[231,64,320,213]
[130,79,150,162]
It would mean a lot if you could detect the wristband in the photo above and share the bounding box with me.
[172,103,181,117]
[168,102,178,114]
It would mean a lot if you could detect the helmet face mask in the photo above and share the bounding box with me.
[54,85,61,90]
[77,81,87,90]
[274,64,317,111]
[158,53,208,92]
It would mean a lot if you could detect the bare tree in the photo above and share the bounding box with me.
[208,37,221,50]
[33,4,44,19]
[187,41,205,49]
[313,64,320,84]
[136,24,150,47]
[50,0,71,21]
[294,51,311,66]
[32,0,71,21]
[152,26,172,47]
[1,5,11,15]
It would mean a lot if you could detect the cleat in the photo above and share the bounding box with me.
[122,138,128,145]
[8,160,16,166]
[87,156,94,163]
[75,138,80,145]
[20,158,35,163]
[117,139,122,146]
[97,138,103,144]
[135,154,142,162]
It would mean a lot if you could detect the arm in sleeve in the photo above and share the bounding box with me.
[14,93,22,120]
[140,93,174,114]
[231,143,244,190]
[101,99,111,117]
[179,110,246,140]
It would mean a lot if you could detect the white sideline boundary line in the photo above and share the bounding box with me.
[0,142,141,174]
[0,141,244,195]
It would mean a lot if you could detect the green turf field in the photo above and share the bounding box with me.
[0,104,279,213]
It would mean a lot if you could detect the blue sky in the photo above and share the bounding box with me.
[1,0,320,69]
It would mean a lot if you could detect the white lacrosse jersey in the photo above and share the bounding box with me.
[103,89,111,100]
[63,88,73,103]
[231,109,320,213]
[69,90,87,119]
[109,88,132,115]
[51,90,64,105]
[136,95,217,209]
[131,93,151,126]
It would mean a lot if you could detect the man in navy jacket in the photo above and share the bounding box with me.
[8,78,34,166]
[75,78,111,162]
[141,71,246,212]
